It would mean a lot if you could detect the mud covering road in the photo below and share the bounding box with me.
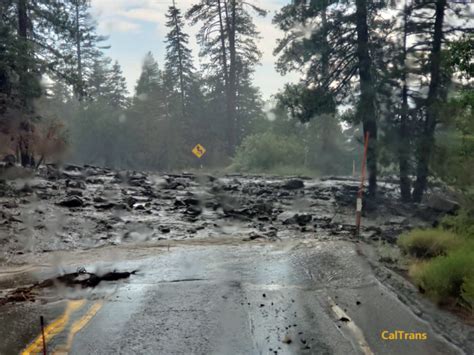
[0,165,472,354]
[0,240,468,354]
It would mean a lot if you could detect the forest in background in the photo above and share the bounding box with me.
[0,0,473,203]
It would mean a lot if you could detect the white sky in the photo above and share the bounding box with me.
[90,0,299,100]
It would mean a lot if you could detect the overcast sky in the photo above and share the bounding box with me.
[90,0,298,100]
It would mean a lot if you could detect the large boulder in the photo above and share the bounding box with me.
[58,196,84,208]
[282,179,305,190]
[424,194,460,214]
[283,213,312,226]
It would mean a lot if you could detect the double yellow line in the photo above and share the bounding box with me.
[22,300,103,355]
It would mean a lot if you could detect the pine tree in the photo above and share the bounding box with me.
[135,52,163,98]
[87,57,113,102]
[64,0,109,100]
[108,61,129,110]
[164,3,196,116]
[0,0,79,166]
[274,0,396,196]
[412,0,448,201]
[187,0,265,154]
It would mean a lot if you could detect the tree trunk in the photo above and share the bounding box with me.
[172,4,186,117]
[412,0,446,202]
[17,0,28,104]
[399,1,411,202]
[224,0,237,154]
[216,0,234,155]
[355,0,377,197]
[75,1,84,100]
[17,0,34,167]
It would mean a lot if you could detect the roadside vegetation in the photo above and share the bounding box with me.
[398,208,474,311]
[392,35,474,313]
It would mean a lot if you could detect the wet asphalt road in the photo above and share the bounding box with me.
[0,240,465,355]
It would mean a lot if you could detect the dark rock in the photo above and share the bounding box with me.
[62,170,84,180]
[173,198,186,207]
[282,179,304,190]
[66,180,86,190]
[128,177,148,187]
[163,177,188,190]
[204,201,219,210]
[243,232,265,241]
[2,154,16,167]
[253,202,273,214]
[3,201,18,209]
[424,194,460,214]
[58,196,84,208]
[86,177,106,184]
[184,197,200,206]
[159,226,171,234]
[185,205,202,216]
[67,189,83,197]
[19,184,33,193]
[64,164,83,172]
[93,196,108,203]
[283,214,312,226]
[95,202,118,210]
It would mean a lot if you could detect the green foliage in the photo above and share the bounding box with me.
[433,89,474,190]
[446,35,474,79]
[276,85,336,122]
[400,205,474,309]
[232,132,305,172]
[440,207,474,240]
[398,229,464,258]
[410,248,474,308]
[461,276,474,310]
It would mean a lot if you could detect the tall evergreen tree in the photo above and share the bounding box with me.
[0,0,79,166]
[135,52,163,98]
[64,0,109,100]
[412,0,448,201]
[164,3,195,116]
[108,61,129,110]
[187,0,265,154]
[274,0,397,196]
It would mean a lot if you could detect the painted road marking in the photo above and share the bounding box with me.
[328,296,374,355]
[22,300,86,355]
[52,301,104,354]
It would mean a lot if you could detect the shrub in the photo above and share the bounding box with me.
[461,276,474,310]
[398,229,463,258]
[232,132,305,172]
[410,248,474,308]
[440,207,474,240]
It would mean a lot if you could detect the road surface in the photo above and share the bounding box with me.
[0,239,464,355]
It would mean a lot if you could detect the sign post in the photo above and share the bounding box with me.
[355,132,369,236]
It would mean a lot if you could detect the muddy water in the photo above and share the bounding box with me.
[0,240,465,355]
[0,167,467,354]
[0,166,435,261]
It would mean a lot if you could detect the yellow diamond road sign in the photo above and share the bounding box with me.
[192,144,206,158]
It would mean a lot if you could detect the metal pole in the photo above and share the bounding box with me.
[355,132,369,236]
[40,316,47,355]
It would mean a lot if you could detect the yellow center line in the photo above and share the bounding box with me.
[328,296,374,355]
[52,301,104,355]
[21,300,86,355]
